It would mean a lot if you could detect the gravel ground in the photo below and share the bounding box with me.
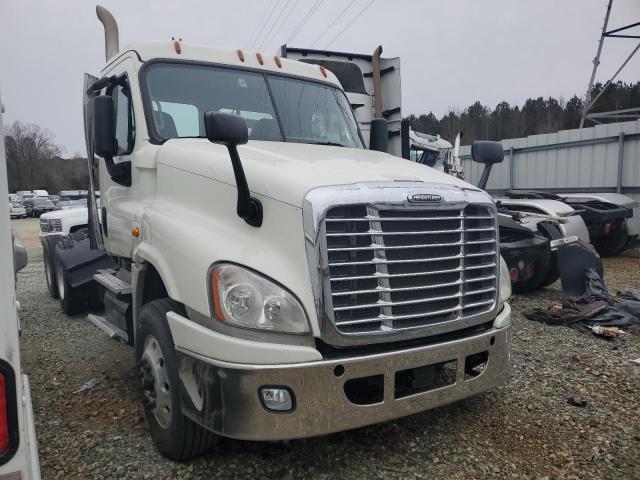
[13,218,640,480]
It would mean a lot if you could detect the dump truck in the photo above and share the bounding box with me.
[51,6,513,460]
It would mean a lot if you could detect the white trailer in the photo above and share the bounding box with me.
[0,93,41,478]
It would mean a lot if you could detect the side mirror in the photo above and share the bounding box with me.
[471,140,504,191]
[93,95,117,158]
[471,140,503,165]
[369,118,388,153]
[204,111,248,146]
[204,111,262,227]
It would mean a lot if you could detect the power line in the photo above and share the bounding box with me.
[246,0,278,48]
[257,0,294,51]
[310,0,358,47]
[250,0,282,49]
[261,0,303,52]
[286,0,325,44]
[324,0,376,48]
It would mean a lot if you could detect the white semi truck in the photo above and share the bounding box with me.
[0,94,41,478]
[54,6,513,460]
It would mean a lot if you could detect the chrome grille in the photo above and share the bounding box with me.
[323,204,498,334]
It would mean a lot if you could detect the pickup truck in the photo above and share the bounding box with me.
[52,5,513,460]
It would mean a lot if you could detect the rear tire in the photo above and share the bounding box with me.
[135,299,217,460]
[43,238,60,299]
[512,250,551,294]
[55,259,84,315]
[594,225,629,258]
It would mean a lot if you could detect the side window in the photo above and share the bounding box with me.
[112,79,135,155]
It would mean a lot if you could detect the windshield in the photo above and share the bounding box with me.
[61,200,86,208]
[143,62,363,149]
[33,198,51,206]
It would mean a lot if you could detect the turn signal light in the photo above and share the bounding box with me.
[131,227,140,237]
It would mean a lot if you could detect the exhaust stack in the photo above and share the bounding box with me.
[96,5,119,61]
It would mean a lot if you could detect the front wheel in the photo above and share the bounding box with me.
[136,299,217,460]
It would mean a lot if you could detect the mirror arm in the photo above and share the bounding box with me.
[477,164,493,191]
[227,145,263,227]
[104,156,131,187]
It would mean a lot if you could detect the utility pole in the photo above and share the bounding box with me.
[579,0,640,127]
[580,0,613,128]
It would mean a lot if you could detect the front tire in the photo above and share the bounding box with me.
[136,299,217,460]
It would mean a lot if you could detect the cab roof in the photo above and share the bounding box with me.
[104,41,343,88]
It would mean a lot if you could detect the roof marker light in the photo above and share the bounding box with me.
[274,56,282,68]
[172,37,182,54]
[237,49,245,62]
[320,65,328,78]
[256,53,264,65]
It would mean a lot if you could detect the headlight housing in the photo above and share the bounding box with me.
[498,255,511,310]
[210,264,309,334]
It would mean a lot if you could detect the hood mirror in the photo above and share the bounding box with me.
[472,140,504,190]
[369,118,389,153]
[204,111,263,227]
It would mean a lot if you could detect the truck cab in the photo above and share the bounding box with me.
[67,6,513,460]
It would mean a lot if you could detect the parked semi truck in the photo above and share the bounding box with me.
[0,92,41,479]
[50,6,513,459]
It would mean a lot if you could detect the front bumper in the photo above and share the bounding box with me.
[176,305,512,441]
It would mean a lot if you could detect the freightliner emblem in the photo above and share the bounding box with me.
[407,193,443,203]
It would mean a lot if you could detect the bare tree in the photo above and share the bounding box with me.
[4,121,62,192]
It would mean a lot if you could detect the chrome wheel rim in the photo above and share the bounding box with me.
[141,335,172,429]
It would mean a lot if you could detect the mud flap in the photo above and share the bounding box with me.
[557,240,603,298]
[55,233,116,289]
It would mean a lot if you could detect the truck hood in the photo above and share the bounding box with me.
[157,139,479,207]
[40,207,87,221]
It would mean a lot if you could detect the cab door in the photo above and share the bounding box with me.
[98,58,138,258]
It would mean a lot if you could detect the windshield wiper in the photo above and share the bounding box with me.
[305,140,347,147]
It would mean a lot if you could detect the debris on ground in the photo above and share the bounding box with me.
[589,325,626,338]
[566,397,588,408]
[525,268,640,335]
[73,378,97,394]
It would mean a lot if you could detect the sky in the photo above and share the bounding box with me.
[1,0,639,156]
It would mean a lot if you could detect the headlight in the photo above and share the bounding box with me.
[44,218,63,232]
[498,255,511,309]
[210,264,309,334]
